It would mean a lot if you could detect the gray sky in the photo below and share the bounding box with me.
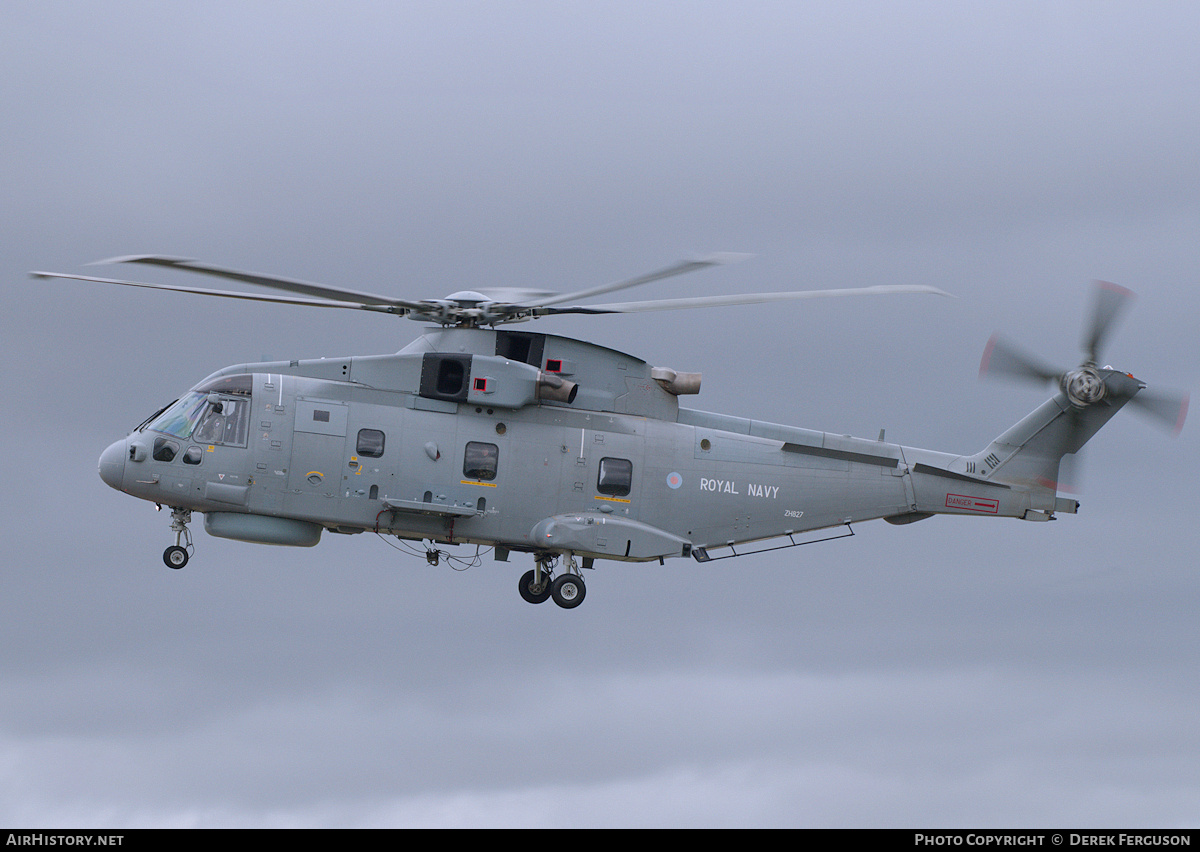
[2,0,1198,827]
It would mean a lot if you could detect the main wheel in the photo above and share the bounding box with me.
[163,545,189,570]
[551,573,586,609]
[518,569,553,604]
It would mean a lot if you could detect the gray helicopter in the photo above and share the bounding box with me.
[33,257,1187,609]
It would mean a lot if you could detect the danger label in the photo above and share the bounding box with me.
[945,493,999,513]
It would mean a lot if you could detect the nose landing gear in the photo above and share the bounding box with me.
[162,507,194,569]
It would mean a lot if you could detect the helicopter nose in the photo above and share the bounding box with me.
[98,439,126,491]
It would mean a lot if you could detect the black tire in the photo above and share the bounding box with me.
[551,573,586,609]
[518,569,552,604]
[163,546,189,570]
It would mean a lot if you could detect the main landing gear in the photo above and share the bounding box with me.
[162,507,194,569]
[519,553,587,609]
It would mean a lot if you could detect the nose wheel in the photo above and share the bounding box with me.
[162,507,194,569]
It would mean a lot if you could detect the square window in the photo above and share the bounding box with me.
[597,457,633,496]
[464,441,499,481]
[357,429,385,458]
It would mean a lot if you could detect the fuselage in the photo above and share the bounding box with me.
[98,326,1090,563]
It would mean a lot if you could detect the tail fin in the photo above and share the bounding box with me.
[965,370,1142,494]
[973,281,1187,495]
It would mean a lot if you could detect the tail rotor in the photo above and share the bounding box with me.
[978,280,1187,492]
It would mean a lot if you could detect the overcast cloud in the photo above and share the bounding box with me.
[2,1,1198,828]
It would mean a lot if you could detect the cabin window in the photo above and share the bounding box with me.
[597,457,633,496]
[183,446,203,465]
[464,441,499,481]
[357,429,385,458]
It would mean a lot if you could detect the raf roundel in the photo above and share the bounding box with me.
[666,472,683,490]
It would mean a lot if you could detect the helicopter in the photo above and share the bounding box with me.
[33,256,1188,609]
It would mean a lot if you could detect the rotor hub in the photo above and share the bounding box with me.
[1063,366,1106,407]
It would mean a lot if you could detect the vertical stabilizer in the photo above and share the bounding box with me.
[968,371,1141,494]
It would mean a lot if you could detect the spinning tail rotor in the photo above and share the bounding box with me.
[978,281,1188,491]
[980,281,1188,435]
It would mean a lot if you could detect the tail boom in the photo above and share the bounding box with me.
[902,369,1141,522]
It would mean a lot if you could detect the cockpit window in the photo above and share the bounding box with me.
[146,385,251,446]
[146,393,210,440]
[152,437,179,462]
[194,396,250,446]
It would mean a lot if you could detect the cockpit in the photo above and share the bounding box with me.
[141,374,253,448]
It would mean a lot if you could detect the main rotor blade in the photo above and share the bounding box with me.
[98,255,425,311]
[1083,280,1135,364]
[31,270,397,312]
[1129,387,1189,435]
[526,253,752,309]
[536,283,951,316]
[979,335,1062,385]
[473,287,561,303]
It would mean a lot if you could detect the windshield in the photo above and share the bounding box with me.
[144,374,253,445]
[146,392,210,440]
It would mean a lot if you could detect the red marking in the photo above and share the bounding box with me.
[473,377,487,391]
[1035,475,1080,494]
[1172,393,1189,437]
[945,493,999,513]
[979,333,999,378]
[545,359,562,373]
[1095,280,1135,298]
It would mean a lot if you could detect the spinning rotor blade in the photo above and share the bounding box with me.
[1058,381,1190,492]
[1049,381,1189,489]
[526,253,752,308]
[472,287,560,303]
[30,270,395,312]
[979,279,1187,493]
[1083,280,1135,364]
[1051,407,1091,493]
[978,335,1062,385]
[37,252,947,328]
[99,255,426,311]
[1129,387,1189,435]
[538,284,952,316]
[1055,448,1085,494]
